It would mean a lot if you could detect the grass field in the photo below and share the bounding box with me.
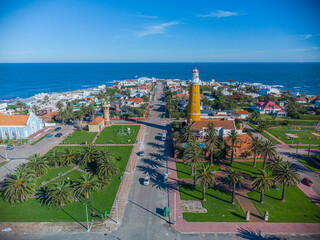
[225,161,265,177]
[176,161,221,179]
[180,184,245,222]
[247,123,281,144]
[0,161,7,167]
[44,169,85,188]
[61,130,97,144]
[248,185,320,222]
[0,145,133,222]
[298,159,320,172]
[95,125,140,144]
[36,165,75,187]
[267,126,320,145]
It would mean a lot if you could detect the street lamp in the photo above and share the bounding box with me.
[91,190,95,216]
[83,203,90,232]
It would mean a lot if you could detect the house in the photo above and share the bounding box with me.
[296,97,307,104]
[39,112,57,122]
[190,119,242,139]
[250,100,282,115]
[315,100,320,107]
[0,103,7,114]
[114,94,123,100]
[123,97,144,108]
[274,110,288,117]
[258,87,281,95]
[276,101,288,108]
[236,110,249,119]
[88,116,104,132]
[0,112,44,140]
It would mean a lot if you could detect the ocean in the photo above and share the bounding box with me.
[0,62,319,100]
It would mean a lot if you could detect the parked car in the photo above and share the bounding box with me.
[54,127,62,131]
[303,178,314,187]
[139,151,145,157]
[6,145,14,150]
[55,133,63,138]
[143,175,150,186]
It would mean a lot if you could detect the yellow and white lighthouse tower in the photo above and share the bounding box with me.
[187,67,201,125]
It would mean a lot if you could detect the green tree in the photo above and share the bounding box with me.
[56,109,68,124]
[76,105,87,130]
[267,155,283,173]
[258,122,267,134]
[56,101,64,110]
[31,105,40,114]
[274,162,300,201]
[27,154,48,177]
[252,169,273,203]
[62,148,76,166]
[73,174,99,199]
[16,101,26,109]
[184,140,204,186]
[248,136,262,167]
[197,165,216,201]
[225,169,244,204]
[80,144,99,165]
[46,180,73,207]
[2,167,36,203]
[97,149,119,178]
[44,95,49,103]
[250,111,260,123]
[46,148,62,167]
[227,130,240,166]
[87,103,96,120]
[205,124,219,165]
[181,125,195,143]
[261,140,277,170]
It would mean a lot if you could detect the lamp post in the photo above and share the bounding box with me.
[83,203,90,232]
[91,190,95,216]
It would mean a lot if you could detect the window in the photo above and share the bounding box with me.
[194,92,196,95]
[193,111,195,114]
[194,101,196,105]
[194,85,196,88]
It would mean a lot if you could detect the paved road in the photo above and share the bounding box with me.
[0,125,74,180]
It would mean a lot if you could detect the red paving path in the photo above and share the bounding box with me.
[167,156,320,234]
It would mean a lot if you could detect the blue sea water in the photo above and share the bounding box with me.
[0,63,319,100]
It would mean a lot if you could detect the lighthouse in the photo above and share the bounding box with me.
[187,67,201,125]
[102,100,111,125]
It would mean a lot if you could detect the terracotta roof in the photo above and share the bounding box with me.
[0,114,29,126]
[256,100,281,110]
[191,119,235,131]
[137,86,151,90]
[127,97,143,103]
[89,116,104,125]
[224,133,252,149]
[0,112,4,116]
[236,110,249,115]
[40,112,57,118]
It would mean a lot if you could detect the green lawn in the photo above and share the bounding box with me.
[36,165,75,187]
[290,145,320,150]
[44,169,85,188]
[298,159,320,172]
[248,185,320,222]
[0,161,7,167]
[225,161,265,177]
[180,184,245,222]
[95,125,140,144]
[61,130,97,144]
[247,123,281,144]
[267,126,320,145]
[176,161,221,179]
[0,145,133,222]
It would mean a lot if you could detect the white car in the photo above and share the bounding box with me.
[143,175,150,185]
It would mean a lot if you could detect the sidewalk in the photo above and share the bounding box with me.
[167,156,320,234]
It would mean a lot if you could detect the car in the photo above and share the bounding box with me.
[139,151,145,157]
[55,133,63,137]
[54,127,62,131]
[6,145,14,150]
[143,175,150,186]
[303,177,314,187]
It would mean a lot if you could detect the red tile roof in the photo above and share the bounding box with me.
[0,114,29,126]
[256,100,281,110]
[191,119,235,131]
[127,97,143,103]
[89,116,104,125]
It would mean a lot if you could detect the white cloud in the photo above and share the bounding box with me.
[197,10,239,18]
[137,21,180,37]
[300,34,313,40]
[134,13,158,19]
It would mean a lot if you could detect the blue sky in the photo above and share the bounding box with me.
[0,0,319,62]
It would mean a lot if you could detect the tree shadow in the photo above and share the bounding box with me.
[237,227,286,240]
[128,200,169,223]
[147,142,163,149]
[141,158,163,169]
[61,209,87,230]
[137,165,159,178]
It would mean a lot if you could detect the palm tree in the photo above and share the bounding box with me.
[184,140,204,186]
[97,176,110,190]
[27,154,49,177]
[80,144,99,165]
[97,150,119,178]
[62,148,76,166]
[258,122,267,134]
[227,130,240,166]
[56,109,68,124]
[250,111,260,123]
[16,101,26,109]
[252,169,273,203]
[56,101,64,110]
[2,170,36,203]
[46,148,62,167]
[248,136,262,167]
[225,169,244,204]
[76,106,87,130]
[274,162,300,202]
[44,95,49,103]
[197,165,216,201]
[87,103,95,120]
[261,140,277,170]
[267,155,283,173]
[181,125,195,143]
[31,105,40,114]
[205,132,218,166]
[46,180,73,207]
[73,174,99,199]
